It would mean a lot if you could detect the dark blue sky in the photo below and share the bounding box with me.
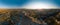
[0,0,60,7]
[52,0,60,6]
[1,0,30,7]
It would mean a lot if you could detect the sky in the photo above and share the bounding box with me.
[0,0,60,9]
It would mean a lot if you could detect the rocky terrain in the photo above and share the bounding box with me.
[0,9,60,25]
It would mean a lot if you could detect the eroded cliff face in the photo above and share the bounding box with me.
[0,9,60,25]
